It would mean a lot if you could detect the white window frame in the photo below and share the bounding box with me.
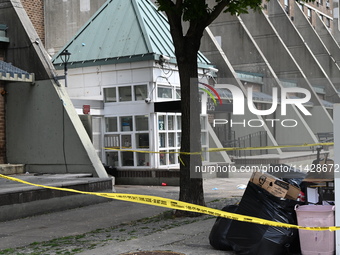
[103,83,149,104]
[104,114,151,168]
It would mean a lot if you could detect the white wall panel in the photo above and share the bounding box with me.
[132,68,152,83]
[84,72,101,87]
[117,70,133,84]
[101,71,117,86]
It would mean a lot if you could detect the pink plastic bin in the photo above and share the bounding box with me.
[295,205,335,255]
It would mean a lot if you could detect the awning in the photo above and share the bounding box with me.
[0,61,35,83]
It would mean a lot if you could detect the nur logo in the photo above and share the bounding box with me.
[199,83,312,116]
[199,82,222,106]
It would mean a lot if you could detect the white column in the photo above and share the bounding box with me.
[334,104,340,254]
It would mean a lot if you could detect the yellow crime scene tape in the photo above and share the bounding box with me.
[104,142,334,154]
[0,173,339,232]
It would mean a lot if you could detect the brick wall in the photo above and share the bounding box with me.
[0,80,5,164]
[21,0,45,45]
[0,47,5,60]
[0,48,6,163]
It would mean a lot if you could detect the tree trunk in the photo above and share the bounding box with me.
[161,4,207,214]
[175,36,205,214]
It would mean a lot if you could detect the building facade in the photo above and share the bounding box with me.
[0,0,108,177]
[0,25,8,164]
[1,0,339,179]
[276,0,334,30]
[52,0,219,173]
[51,0,340,173]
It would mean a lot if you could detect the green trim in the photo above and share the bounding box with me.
[55,52,213,70]
[54,53,157,69]
[0,36,9,43]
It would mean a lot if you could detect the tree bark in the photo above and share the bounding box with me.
[155,0,265,215]
[158,0,220,212]
[174,34,206,214]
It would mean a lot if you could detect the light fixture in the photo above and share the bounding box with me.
[204,66,219,75]
[158,54,170,66]
[208,67,219,73]
[203,66,219,82]
[59,49,71,87]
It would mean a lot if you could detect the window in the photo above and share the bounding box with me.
[134,85,147,101]
[168,116,174,130]
[121,135,132,148]
[284,0,289,13]
[135,115,149,131]
[175,89,181,99]
[201,132,207,146]
[136,133,149,148]
[156,113,182,166]
[169,150,176,164]
[159,133,166,147]
[137,152,149,166]
[168,133,175,147]
[307,8,312,22]
[105,85,148,102]
[298,3,304,11]
[158,87,172,98]
[104,87,117,102]
[105,117,118,132]
[177,133,181,147]
[104,134,119,148]
[120,116,133,131]
[92,117,102,158]
[200,116,207,130]
[176,116,181,130]
[159,115,165,130]
[326,18,330,27]
[104,114,151,168]
[201,148,208,161]
[159,151,166,165]
[119,86,132,102]
[106,151,119,167]
[121,151,134,166]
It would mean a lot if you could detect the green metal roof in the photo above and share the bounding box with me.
[53,0,211,69]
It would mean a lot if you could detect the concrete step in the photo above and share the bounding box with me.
[0,174,113,221]
[0,164,25,175]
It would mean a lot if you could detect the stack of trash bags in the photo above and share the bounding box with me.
[209,167,306,255]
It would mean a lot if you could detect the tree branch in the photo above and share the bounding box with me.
[186,0,229,40]
[175,0,183,9]
[155,0,184,37]
[205,0,230,27]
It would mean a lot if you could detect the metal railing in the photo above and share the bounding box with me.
[223,131,268,157]
[316,132,333,143]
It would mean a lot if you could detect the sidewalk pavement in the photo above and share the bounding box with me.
[0,177,250,254]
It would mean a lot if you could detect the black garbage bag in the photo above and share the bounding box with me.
[209,204,238,251]
[103,164,118,177]
[269,164,307,188]
[224,182,301,255]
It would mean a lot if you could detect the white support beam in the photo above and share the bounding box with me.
[334,104,340,254]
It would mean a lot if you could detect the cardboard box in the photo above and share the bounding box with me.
[250,171,301,200]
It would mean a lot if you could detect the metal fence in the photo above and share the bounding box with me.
[223,131,268,157]
[316,132,334,143]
